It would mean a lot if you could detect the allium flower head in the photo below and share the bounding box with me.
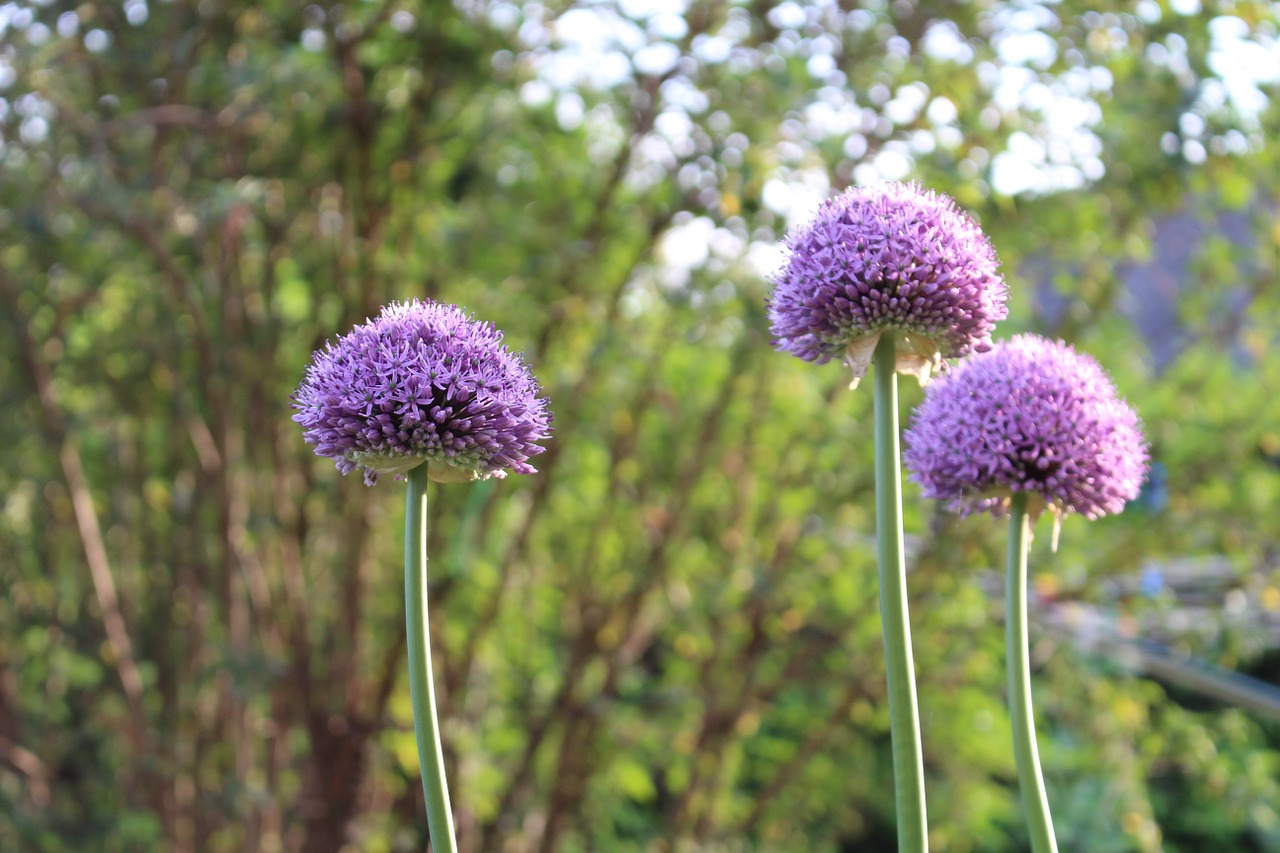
[904,335,1148,522]
[768,182,1007,386]
[292,299,552,485]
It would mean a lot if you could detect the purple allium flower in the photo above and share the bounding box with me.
[292,299,552,485]
[768,182,1007,386]
[904,335,1148,521]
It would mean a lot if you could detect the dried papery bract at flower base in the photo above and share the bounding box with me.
[768,181,1008,387]
[291,299,552,485]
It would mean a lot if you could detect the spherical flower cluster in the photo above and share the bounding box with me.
[903,335,1148,520]
[768,182,1007,385]
[292,299,552,485]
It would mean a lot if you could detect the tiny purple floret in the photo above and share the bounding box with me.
[768,182,1007,382]
[904,335,1148,519]
[292,299,552,485]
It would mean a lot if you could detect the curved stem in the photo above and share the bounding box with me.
[1006,492,1059,853]
[406,464,458,853]
[872,333,929,853]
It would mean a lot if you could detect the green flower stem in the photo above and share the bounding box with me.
[405,464,458,853]
[1006,492,1059,853]
[872,332,929,853]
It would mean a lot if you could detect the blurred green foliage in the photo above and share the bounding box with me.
[1,0,1278,851]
